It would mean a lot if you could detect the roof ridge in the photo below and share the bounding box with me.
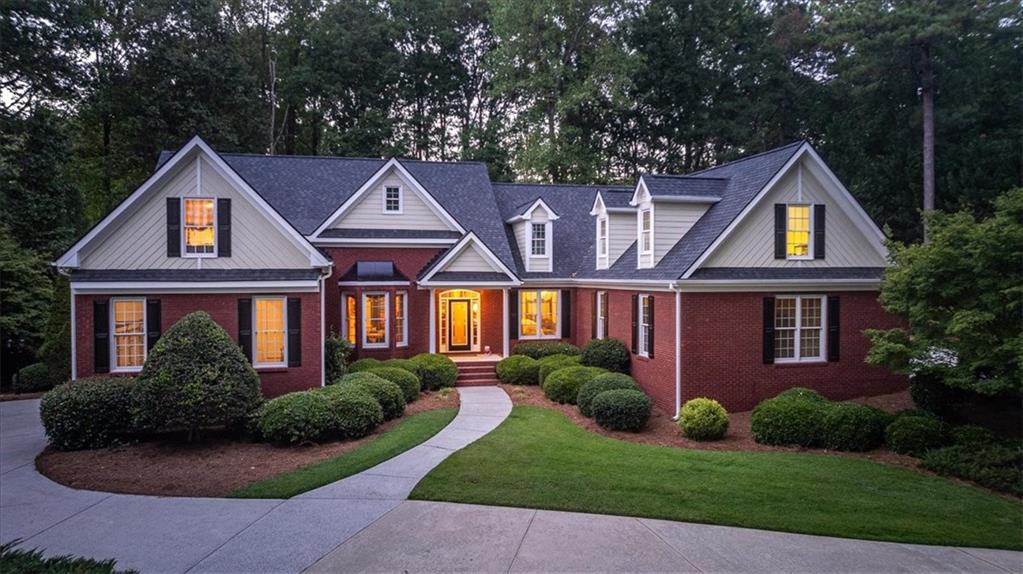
[685,140,805,176]
[492,182,631,189]
[165,150,490,166]
[644,174,730,181]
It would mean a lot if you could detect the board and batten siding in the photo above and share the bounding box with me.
[330,169,453,231]
[653,203,709,265]
[443,244,501,272]
[703,159,886,268]
[80,155,311,270]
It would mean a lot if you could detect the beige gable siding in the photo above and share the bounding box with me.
[597,212,633,268]
[512,218,552,272]
[513,221,528,267]
[331,169,453,231]
[703,160,886,268]
[653,203,709,265]
[442,244,501,273]
[80,155,311,270]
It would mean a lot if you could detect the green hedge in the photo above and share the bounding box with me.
[41,377,135,450]
[537,354,580,385]
[921,443,1022,496]
[256,391,335,444]
[411,353,458,390]
[821,403,892,451]
[348,358,383,373]
[543,366,606,404]
[14,362,55,393]
[512,341,580,359]
[339,372,406,420]
[496,355,540,385]
[369,367,421,402]
[776,387,827,402]
[678,398,729,441]
[577,373,638,417]
[885,416,949,456]
[317,385,384,438]
[591,388,651,432]
[382,358,423,378]
[580,338,630,373]
[750,393,829,447]
[950,424,998,447]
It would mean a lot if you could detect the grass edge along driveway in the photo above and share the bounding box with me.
[230,408,457,499]
[411,406,1022,550]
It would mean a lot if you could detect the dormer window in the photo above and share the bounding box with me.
[531,222,547,256]
[786,204,811,258]
[598,217,608,257]
[384,186,402,213]
[640,209,652,255]
[184,198,216,255]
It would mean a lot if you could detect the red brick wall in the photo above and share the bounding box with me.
[680,291,907,412]
[75,291,322,397]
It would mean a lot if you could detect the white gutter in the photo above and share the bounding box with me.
[670,281,682,420]
[319,271,326,387]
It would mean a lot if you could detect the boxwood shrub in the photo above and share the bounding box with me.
[775,387,827,402]
[678,397,729,441]
[496,355,540,385]
[131,312,262,438]
[821,403,892,451]
[577,373,638,417]
[543,366,606,404]
[580,338,630,373]
[410,353,458,390]
[40,377,135,450]
[348,358,382,373]
[382,358,422,378]
[591,389,651,432]
[14,363,55,393]
[750,393,829,447]
[317,385,384,438]
[921,443,1022,496]
[950,424,999,447]
[368,367,421,402]
[256,391,335,444]
[512,341,580,359]
[885,416,949,456]
[537,354,580,386]
[339,372,406,420]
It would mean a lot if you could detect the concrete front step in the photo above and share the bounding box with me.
[455,379,499,387]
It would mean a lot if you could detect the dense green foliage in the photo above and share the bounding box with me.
[410,353,458,390]
[496,355,540,385]
[536,354,581,385]
[591,389,651,432]
[820,403,891,452]
[40,376,135,450]
[381,358,423,378]
[752,390,894,452]
[580,338,630,373]
[922,443,1022,497]
[885,416,949,456]
[255,391,336,444]
[0,541,136,574]
[576,372,638,417]
[512,341,581,359]
[348,358,383,373]
[368,366,421,402]
[318,385,384,438]
[37,276,72,386]
[339,372,406,420]
[542,365,606,404]
[14,363,54,393]
[677,398,729,441]
[324,332,352,384]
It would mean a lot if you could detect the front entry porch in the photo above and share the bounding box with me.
[429,288,509,358]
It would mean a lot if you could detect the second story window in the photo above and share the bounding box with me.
[531,222,547,256]
[786,204,811,258]
[384,186,402,213]
[184,198,216,255]
[640,209,652,254]
[598,217,608,257]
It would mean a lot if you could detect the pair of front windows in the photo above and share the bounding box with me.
[519,290,558,338]
[775,295,825,362]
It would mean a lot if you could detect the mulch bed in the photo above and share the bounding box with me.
[36,389,459,498]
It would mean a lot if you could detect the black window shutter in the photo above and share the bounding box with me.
[94,299,110,373]
[814,204,826,259]
[591,291,598,339]
[560,290,571,338]
[238,298,252,362]
[647,296,655,358]
[288,297,301,367]
[508,289,519,339]
[631,293,639,353]
[167,198,181,257]
[218,198,232,257]
[827,296,840,361]
[146,299,161,351]
[774,204,786,260]
[763,297,775,364]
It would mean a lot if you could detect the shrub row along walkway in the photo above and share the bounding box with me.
[2,391,1020,573]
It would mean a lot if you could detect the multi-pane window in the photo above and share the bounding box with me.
[343,294,357,345]
[596,291,608,339]
[254,297,286,366]
[363,293,388,347]
[184,198,216,254]
[640,210,652,254]
[775,295,825,362]
[638,294,651,357]
[598,217,608,257]
[786,204,811,258]
[531,223,547,256]
[112,299,145,370]
[384,186,401,212]
[519,290,558,338]
[394,291,407,347]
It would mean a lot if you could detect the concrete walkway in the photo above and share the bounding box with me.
[2,389,1021,574]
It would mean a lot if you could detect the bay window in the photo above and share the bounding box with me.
[394,291,408,347]
[774,295,825,362]
[112,298,146,371]
[519,290,559,338]
[183,198,216,255]
[343,294,357,345]
[362,292,389,347]
[254,296,286,367]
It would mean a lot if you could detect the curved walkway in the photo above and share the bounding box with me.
[2,389,1021,574]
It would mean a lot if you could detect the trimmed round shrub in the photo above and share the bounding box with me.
[537,354,580,385]
[678,398,729,441]
[775,387,827,402]
[577,373,638,417]
[512,341,580,359]
[591,389,651,432]
[131,311,262,437]
[318,385,384,438]
[411,353,458,390]
[348,358,382,373]
[543,366,606,404]
[496,355,540,385]
[41,377,135,450]
[950,424,999,447]
[339,372,406,420]
[369,367,421,403]
[750,394,829,447]
[885,416,949,456]
[14,363,55,393]
[580,338,630,373]
[256,391,335,444]
[821,403,891,451]
[382,358,422,378]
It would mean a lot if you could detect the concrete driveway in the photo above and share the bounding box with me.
[1,391,1020,574]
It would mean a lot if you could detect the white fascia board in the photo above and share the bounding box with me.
[628,178,650,206]
[418,280,522,288]
[419,231,519,283]
[677,279,881,292]
[589,192,606,216]
[506,197,561,223]
[70,280,321,294]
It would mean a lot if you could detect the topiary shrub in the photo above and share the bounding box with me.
[678,397,729,441]
[255,391,335,444]
[131,312,262,439]
[821,403,892,451]
[775,387,827,402]
[348,358,382,373]
[885,415,949,456]
[325,332,352,384]
[537,354,581,385]
[950,424,999,447]
[591,389,651,432]
[921,443,1022,497]
[14,363,55,393]
[496,355,540,385]
[339,372,406,420]
[369,367,420,403]
[40,377,135,450]
[543,366,606,404]
[580,338,630,373]
[512,340,580,359]
[410,353,458,390]
[577,372,638,417]
[318,384,384,438]
[750,393,829,447]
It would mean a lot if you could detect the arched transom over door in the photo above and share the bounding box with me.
[439,289,481,353]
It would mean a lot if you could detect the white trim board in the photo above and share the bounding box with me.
[418,231,521,285]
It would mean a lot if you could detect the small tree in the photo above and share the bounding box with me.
[325,331,352,384]
[132,311,262,440]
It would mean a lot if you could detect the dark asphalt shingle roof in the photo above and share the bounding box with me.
[338,261,410,283]
[70,269,322,282]
[642,175,728,199]
[428,271,517,283]
[688,267,885,280]
[318,228,462,239]
[599,189,636,210]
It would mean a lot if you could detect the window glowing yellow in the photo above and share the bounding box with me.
[519,291,538,337]
[113,299,145,369]
[786,204,810,258]
[184,198,215,254]
[255,298,285,364]
[345,295,357,344]
[519,290,559,338]
[364,294,387,345]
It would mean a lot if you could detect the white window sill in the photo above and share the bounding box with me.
[396,343,409,348]
[362,343,389,349]
[785,256,813,261]
[254,363,287,370]
[774,359,827,365]
[517,335,561,340]
[110,367,143,374]
[183,253,218,259]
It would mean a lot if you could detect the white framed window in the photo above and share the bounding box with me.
[254,296,287,367]
[786,204,813,259]
[774,295,826,362]
[383,186,402,213]
[640,209,652,255]
[362,292,389,348]
[596,291,608,339]
[111,298,146,372]
[342,293,357,345]
[519,290,559,339]
[183,197,216,256]
[394,291,408,347]
[638,294,651,357]
[530,222,548,256]
[597,217,608,257]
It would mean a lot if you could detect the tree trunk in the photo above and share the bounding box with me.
[920,44,936,242]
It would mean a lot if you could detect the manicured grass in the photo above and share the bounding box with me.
[230,408,457,499]
[412,406,1023,550]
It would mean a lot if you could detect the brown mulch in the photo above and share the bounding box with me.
[0,392,45,402]
[35,389,459,498]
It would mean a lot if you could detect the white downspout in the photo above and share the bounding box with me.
[319,271,327,386]
[670,281,682,419]
[429,289,437,353]
[502,288,510,357]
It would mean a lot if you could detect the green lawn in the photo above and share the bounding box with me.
[411,406,1023,550]
[230,408,457,499]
